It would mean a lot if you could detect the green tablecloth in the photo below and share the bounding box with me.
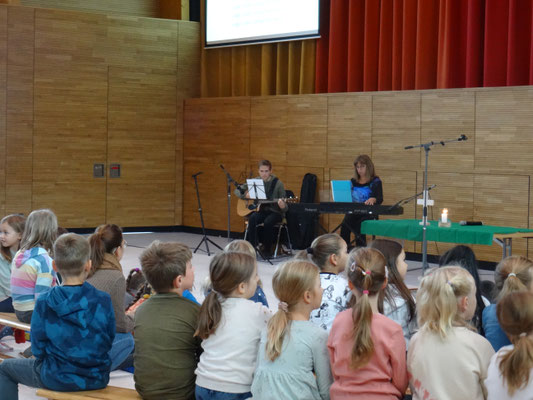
[361,219,533,246]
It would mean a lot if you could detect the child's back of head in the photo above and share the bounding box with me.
[196,251,256,340]
[139,241,192,293]
[20,209,57,254]
[346,247,387,368]
[496,291,533,396]
[296,233,346,272]
[416,266,474,338]
[224,239,256,259]
[494,256,533,302]
[53,233,90,279]
[266,260,319,361]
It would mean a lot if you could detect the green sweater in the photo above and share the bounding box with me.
[134,293,201,400]
[234,174,287,214]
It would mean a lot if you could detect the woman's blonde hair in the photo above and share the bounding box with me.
[416,266,474,338]
[20,209,58,254]
[265,260,319,361]
[494,256,533,302]
[295,233,345,271]
[195,252,256,339]
[497,291,533,396]
[346,247,387,369]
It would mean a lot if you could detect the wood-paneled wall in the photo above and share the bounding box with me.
[0,4,200,227]
[20,0,160,17]
[183,86,533,262]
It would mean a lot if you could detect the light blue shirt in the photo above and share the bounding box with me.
[252,321,332,400]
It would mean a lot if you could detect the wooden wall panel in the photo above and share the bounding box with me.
[6,6,33,216]
[286,96,327,167]
[184,98,251,164]
[372,92,421,170]
[107,67,177,227]
[101,15,178,70]
[0,7,6,217]
[35,9,107,65]
[472,174,530,261]
[421,91,475,172]
[33,64,108,227]
[250,97,288,166]
[21,0,159,18]
[176,22,201,225]
[475,88,533,174]
[327,94,372,168]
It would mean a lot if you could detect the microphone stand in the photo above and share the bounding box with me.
[192,171,223,256]
[388,184,437,211]
[405,135,468,272]
[219,165,242,243]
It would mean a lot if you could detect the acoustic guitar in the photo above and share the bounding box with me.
[237,197,298,217]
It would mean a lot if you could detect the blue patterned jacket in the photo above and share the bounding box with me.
[31,282,116,391]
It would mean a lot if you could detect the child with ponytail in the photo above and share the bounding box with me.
[297,233,350,332]
[408,267,494,400]
[328,247,408,399]
[251,260,333,399]
[87,224,134,370]
[369,239,416,347]
[483,256,533,351]
[485,291,533,399]
[195,252,271,400]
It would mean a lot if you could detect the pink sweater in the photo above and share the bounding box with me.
[328,310,408,400]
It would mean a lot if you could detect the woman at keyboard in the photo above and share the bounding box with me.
[340,155,383,248]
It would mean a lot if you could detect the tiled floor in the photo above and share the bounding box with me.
[10,231,494,399]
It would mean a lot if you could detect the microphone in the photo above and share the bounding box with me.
[404,145,414,150]
[192,171,203,178]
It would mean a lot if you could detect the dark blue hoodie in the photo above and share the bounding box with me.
[31,282,116,391]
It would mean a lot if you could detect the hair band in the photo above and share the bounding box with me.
[446,281,453,288]
[362,290,369,295]
[306,247,314,255]
[508,272,517,278]
[361,269,371,276]
[278,302,289,312]
[384,266,389,279]
[350,262,357,272]
[520,332,528,338]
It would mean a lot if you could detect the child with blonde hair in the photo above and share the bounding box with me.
[483,256,533,351]
[408,266,494,400]
[485,291,533,399]
[297,233,350,332]
[251,260,333,399]
[195,252,271,399]
[0,214,25,313]
[11,209,58,323]
[328,247,408,399]
[224,240,268,306]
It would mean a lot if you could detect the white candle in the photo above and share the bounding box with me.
[441,208,448,223]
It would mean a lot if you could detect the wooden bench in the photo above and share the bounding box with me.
[36,386,142,399]
[0,312,31,331]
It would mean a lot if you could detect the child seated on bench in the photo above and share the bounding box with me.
[134,241,201,400]
[0,233,115,400]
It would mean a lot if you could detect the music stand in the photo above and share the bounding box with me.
[192,172,223,256]
[245,179,273,264]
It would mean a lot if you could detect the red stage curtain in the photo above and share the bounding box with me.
[316,0,533,93]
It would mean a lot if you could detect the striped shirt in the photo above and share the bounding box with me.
[11,247,57,312]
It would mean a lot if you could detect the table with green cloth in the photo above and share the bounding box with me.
[361,219,533,258]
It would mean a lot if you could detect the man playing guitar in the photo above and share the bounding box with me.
[235,160,287,258]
